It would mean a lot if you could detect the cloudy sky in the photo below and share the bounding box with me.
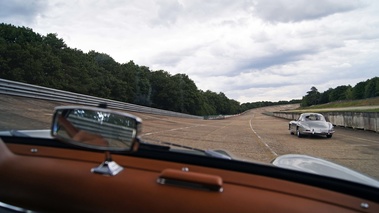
[1,0,379,103]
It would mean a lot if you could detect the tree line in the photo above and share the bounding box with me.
[1,23,376,115]
[301,77,379,107]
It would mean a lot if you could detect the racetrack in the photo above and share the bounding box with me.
[1,94,378,180]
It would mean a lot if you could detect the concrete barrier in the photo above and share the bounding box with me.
[273,111,379,133]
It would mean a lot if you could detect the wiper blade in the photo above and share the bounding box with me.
[160,141,232,160]
[138,141,170,151]
[139,140,232,160]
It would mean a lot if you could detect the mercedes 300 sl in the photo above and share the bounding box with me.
[289,113,335,138]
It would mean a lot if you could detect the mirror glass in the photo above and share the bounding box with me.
[51,106,142,151]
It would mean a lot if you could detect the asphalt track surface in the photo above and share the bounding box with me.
[1,94,378,180]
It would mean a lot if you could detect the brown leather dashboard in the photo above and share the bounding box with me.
[1,140,378,213]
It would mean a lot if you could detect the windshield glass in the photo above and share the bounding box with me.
[1,1,379,189]
[302,114,326,121]
[1,93,378,189]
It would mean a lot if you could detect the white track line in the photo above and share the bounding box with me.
[249,115,278,157]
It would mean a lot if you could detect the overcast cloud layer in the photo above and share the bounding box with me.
[1,0,378,103]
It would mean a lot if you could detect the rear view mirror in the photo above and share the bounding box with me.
[51,106,142,152]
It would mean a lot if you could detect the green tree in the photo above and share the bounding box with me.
[43,33,66,50]
[133,66,152,106]
[329,85,351,101]
[364,77,379,98]
[170,74,203,114]
[149,70,177,111]
[301,86,320,107]
[197,90,217,115]
[319,88,332,104]
[352,81,367,99]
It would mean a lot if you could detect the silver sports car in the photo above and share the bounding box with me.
[289,113,334,138]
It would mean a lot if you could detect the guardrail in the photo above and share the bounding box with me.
[0,78,202,119]
[273,111,379,133]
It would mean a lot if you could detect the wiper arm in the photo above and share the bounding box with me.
[204,149,232,160]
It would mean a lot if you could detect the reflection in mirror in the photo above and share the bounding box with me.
[51,106,142,152]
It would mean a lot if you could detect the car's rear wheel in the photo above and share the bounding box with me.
[296,128,302,138]
[290,125,294,135]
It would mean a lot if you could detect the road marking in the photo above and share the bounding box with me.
[249,115,278,157]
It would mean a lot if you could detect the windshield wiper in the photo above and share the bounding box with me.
[161,142,232,160]
[139,140,232,160]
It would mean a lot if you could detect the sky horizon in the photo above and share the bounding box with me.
[1,0,378,103]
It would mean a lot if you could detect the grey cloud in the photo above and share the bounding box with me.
[149,43,206,68]
[0,0,47,24]
[168,47,318,79]
[230,49,316,76]
[151,0,184,26]
[152,53,183,67]
[151,0,251,26]
[252,0,365,23]
[229,81,295,91]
